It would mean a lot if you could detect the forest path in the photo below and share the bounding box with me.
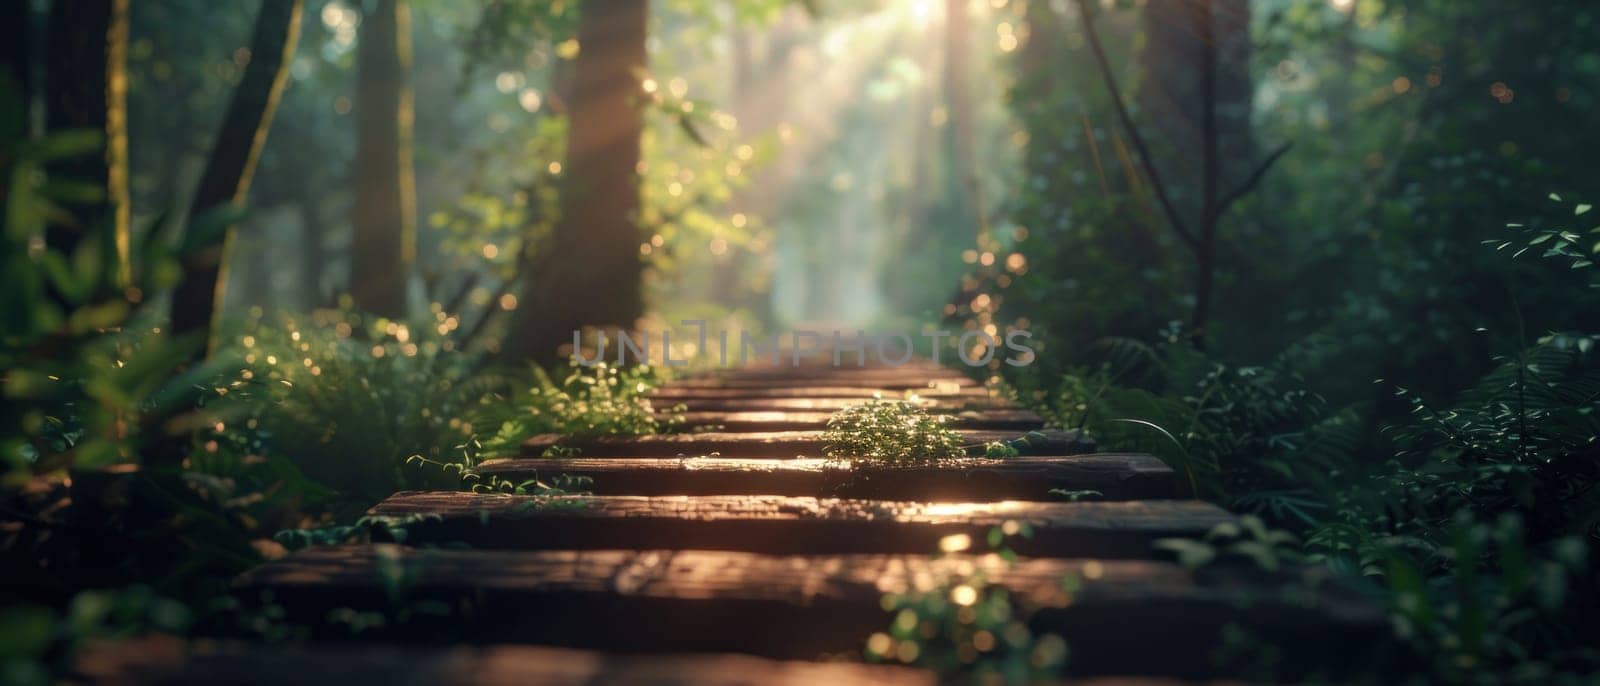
[82,361,1384,684]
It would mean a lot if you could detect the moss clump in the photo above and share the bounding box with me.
[822,399,966,462]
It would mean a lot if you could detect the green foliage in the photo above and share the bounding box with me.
[983,440,1020,458]
[406,435,594,496]
[272,513,443,551]
[865,527,1069,682]
[202,310,510,501]
[822,398,966,462]
[1022,334,1344,517]
[1366,515,1593,683]
[1491,196,1600,284]
[1012,197,1600,682]
[466,360,679,458]
[0,587,193,686]
[1156,515,1304,572]
[0,103,230,484]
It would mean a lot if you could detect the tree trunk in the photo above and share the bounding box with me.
[44,0,129,290]
[508,0,647,363]
[1137,0,1254,219]
[1135,0,1251,343]
[2,1,32,123]
[167,0,303,355]
[349,0,417,318]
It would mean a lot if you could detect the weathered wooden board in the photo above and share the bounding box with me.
[75,637,935,686]
[666,409,1044,432]
[665,376,979,391]
[648,386,992,400]
[477,454,1176,501]
[366,493,1229,558]
[234,546,1387,679]
[659,397,1014,413]
[520,429,1092,458]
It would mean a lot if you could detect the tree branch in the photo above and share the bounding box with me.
[1210,141,1292,222]
[1071,0,1198,251]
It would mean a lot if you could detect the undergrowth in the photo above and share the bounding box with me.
[467,360,681,458]
[865,525,1069,682]
[822,398,966,462]
[997,198,1600,683]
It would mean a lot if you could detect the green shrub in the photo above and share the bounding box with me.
[822,398,966,462]
[202,309,509,502]
[466,360,678,457]
[1020,335,1347,518]
[865,526,1068,681]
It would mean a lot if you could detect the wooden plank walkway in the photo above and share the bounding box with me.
[81,362,1385,683]
[474,454,1177,500]
[76,637,936,686]
[667,408,1045,431]
[520,428,1093,457]
[76,637,1205,686]
[367,492,1231,556]
[229,546,1380,675]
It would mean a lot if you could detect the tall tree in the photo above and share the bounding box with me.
[1076,0,1287,344]
[508,0,648,362]
[44,0,130,289]
[1137,0,1256,203]
[349,0,417,317]
[167,0,303,355]
[1,1,31,118]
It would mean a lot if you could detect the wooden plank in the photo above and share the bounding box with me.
[666,409,1044,432]
[234,545,1386,679]
[477,454,1176,501]
[661,397,1014,413]
[366,493,1227,558]
[520,429,1092,458]
[75,637,934,686]
[665,376,980,390]
[649,386,992,400]
[722,358,953,374]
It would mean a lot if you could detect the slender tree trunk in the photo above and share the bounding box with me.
[349,0,416,317]
[44,0,129,290]
[509,0,647,363]
[1133,0,1251,343]
[1194,0,1219,343]
[168,0,303,355]
[2,1,32,123]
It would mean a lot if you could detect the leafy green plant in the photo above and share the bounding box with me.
[1491,195,1598,282]
[822,398,966,463]
[0,110,237,485]
[1021,334,1344,514]
[1156,515,1305,572]
[406,436,593,496]
[1315,513,1596,684]
[201,310,510,502]
[865,525,1069,682]
[466,360,679,458]
[0,587,193,686]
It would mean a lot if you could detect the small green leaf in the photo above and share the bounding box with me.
[1576,203,1593,216]
[1154,538,1216,569]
